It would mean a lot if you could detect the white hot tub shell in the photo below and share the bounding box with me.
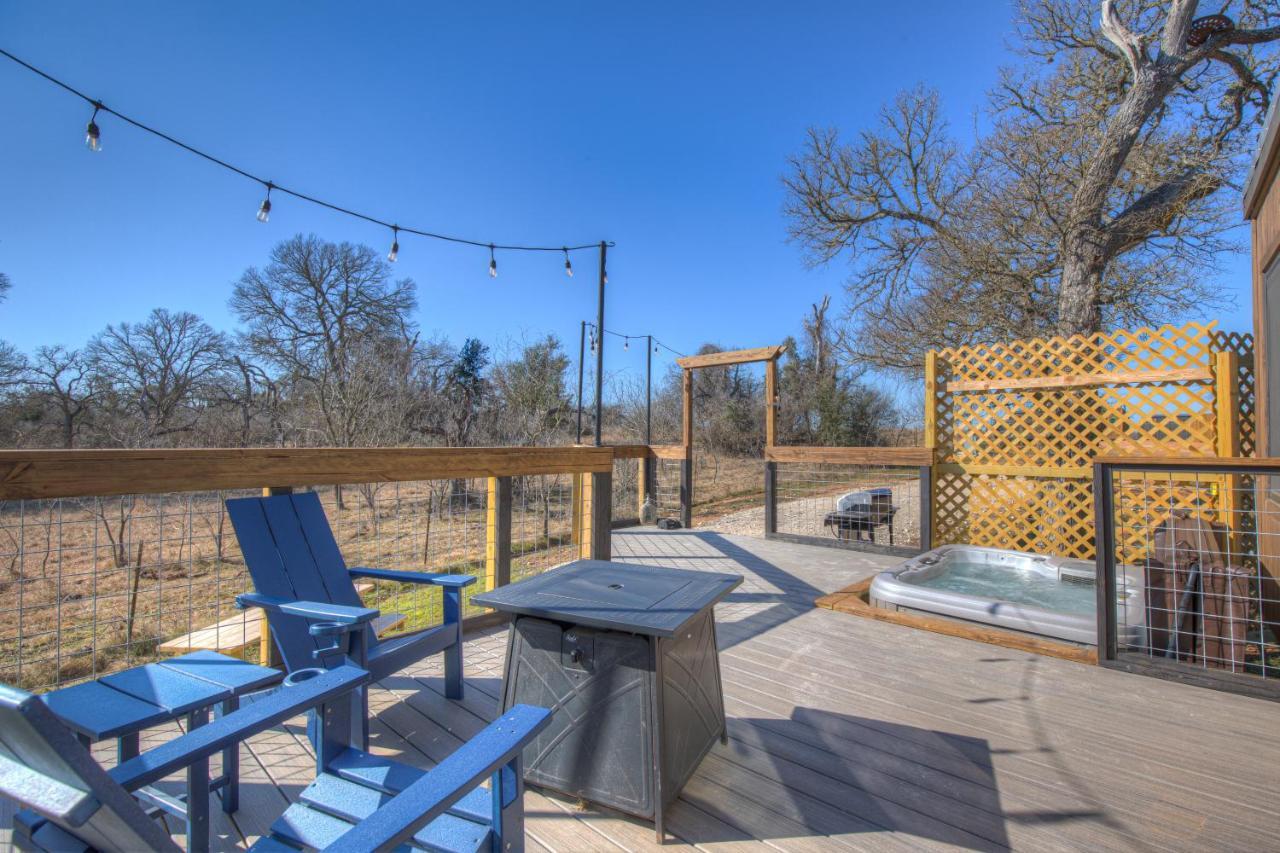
[869,545,1146,646]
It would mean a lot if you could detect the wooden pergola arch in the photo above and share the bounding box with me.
[664,344,786,526]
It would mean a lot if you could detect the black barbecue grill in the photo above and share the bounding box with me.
[823,487,897,544]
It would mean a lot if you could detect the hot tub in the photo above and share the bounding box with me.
[869,545,1145,646]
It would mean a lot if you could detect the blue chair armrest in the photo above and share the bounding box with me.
[348,567,477,588]
[237,592,379,626]
[109,666,371,792]
[322,704,551,852]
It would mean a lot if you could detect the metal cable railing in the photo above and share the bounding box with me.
[1095,456,1280,699]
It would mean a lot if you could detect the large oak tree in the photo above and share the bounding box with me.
[785,0,1280,373]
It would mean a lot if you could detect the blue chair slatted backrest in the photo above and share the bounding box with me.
[227,492,376,671]
[0,684,179,852]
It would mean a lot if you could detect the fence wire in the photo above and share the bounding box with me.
[1107,469,1278,680]
[775,464,922,549]
[654,458,684,523]
[612,458,640,527]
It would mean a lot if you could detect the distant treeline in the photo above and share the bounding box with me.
[0,236,905,455]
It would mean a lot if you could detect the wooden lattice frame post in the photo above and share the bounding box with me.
[923,352,939,549]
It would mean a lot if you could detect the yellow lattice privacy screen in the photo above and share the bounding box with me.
[927,321,1255,560]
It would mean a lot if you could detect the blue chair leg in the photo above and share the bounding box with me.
[186,708,211,853]
[492,756,524,852]
[219,696,239,814]
[443,586,464,700]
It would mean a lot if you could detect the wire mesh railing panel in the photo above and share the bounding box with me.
[1103,465,1278,684]
[655,458,683,522]
[612,458,640,527]
[775,464,921,549]
[0,490,263,693]
[329,479,490,629]
[511,474,579,582]
[0,471,599,693]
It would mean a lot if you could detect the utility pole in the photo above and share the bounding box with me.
[593,241,607,446]
[576,320,586,444]
[645,335,652,445]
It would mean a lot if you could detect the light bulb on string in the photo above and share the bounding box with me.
[85,101,102,151]
[488,245,497,278]
[563,248,573,278]
[654,342,660,354]
[257,182,273,223]
[624,338,630,351]
[387,226,399,262]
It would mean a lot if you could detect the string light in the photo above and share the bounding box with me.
[387,226,399,262]
[586,323,685,358]
[0,48,611,277]
[84,101,101,151]
[256,183,273,223]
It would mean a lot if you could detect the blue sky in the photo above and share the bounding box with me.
[0,2,1257,399]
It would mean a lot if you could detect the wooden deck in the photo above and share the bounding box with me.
[5,528,1280,851]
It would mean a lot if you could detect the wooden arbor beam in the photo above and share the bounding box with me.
[676,345,785,370]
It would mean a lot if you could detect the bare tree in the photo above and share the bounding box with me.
[0,273,26,392]
[231,235,418,448]
[86,309,228,445]
[785,1,1280,367]
[27,346,93,448]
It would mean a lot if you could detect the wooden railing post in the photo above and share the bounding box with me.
[570,471,584,549]
[765,357,778,449]
[681,369,694,529]
[923,351,939,548]
[763,461,777,536]
[590,469,612,560]
[918,464,933,551]
[486,476,512,591]
[636,458,647,520]
[1214,350,1242,558]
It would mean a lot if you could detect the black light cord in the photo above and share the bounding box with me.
[587,323,685,358]
[0,47,608,254]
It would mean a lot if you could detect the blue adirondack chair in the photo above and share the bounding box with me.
[0,665,551,852]
[227,492,475,738]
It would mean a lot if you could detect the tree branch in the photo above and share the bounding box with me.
[1100,0,1147,73]
[1104,167,1221,256]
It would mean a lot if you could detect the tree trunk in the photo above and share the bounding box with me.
[1056,231,1108,334]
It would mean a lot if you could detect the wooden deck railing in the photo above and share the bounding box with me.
[763,446,935,556]
[0,445,631,691]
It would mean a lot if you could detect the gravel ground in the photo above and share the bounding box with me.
[708,479,921,548]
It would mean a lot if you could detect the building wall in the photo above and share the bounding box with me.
[1248,120,1280,624]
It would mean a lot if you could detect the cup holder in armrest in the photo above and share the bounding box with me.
[283,667,326,688]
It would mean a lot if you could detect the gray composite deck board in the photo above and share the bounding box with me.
[2,528,1277,852]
